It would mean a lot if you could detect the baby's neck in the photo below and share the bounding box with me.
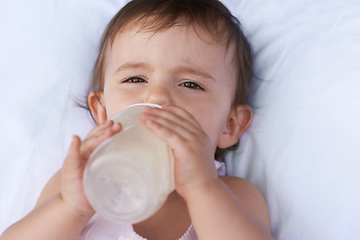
[133,191,191,240]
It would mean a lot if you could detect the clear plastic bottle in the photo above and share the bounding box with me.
[83,103,174,224]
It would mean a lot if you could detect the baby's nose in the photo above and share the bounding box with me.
[144,85,173,106]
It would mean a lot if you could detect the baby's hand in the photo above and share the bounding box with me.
[141,105,218,199]
[61,120,122,216]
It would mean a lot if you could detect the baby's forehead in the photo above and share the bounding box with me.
[114,14,229,44]
[110,30,234,75]
[104,24,238,87]
[112,21,237,60]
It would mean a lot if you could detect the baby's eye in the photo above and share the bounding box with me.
[123,77,146,83]
[180,81,205,90]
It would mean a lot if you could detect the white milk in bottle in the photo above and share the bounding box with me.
[83,103,174,224]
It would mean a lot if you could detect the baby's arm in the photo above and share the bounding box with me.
[0,121,122,240]
[185,176,273,240]
[141,106,273,240]
[0,192,92,240]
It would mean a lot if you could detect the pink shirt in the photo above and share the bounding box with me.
[79,161,226,240]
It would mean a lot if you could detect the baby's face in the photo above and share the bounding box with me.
[101,25,238,150]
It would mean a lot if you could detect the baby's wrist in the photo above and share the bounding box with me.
[58,194,95,223]
[180,177,222,203]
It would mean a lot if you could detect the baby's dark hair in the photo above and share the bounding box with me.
[86,0,254,160]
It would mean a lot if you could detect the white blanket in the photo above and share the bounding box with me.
[1,0,360,239]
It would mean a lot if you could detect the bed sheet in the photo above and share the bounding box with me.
[0,0,128,232]
[1,0,360,239]
[225,0,360,239]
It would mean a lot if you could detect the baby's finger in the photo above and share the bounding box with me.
[142,112,193,141]
[143,106,200,136]
[81,122,122,159]
[62,135,83,175]
[142,117,186,147]
[86,120,114,139]
[162,105,202,128]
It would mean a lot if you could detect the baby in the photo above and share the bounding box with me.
[0,0,273,239]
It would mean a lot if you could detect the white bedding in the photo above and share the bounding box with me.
[1,0,360,239]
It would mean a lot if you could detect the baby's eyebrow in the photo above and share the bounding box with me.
[115,62,152,73]
[172,66,216,81]
[115,62,215,81]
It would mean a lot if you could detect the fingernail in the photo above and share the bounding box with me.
[112,122,121,129]
[72,135,78,143]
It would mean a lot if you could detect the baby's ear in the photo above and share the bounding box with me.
[88,91,107,124]
[218,105,253,149]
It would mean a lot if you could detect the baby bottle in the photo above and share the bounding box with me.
[83,103,175,224]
